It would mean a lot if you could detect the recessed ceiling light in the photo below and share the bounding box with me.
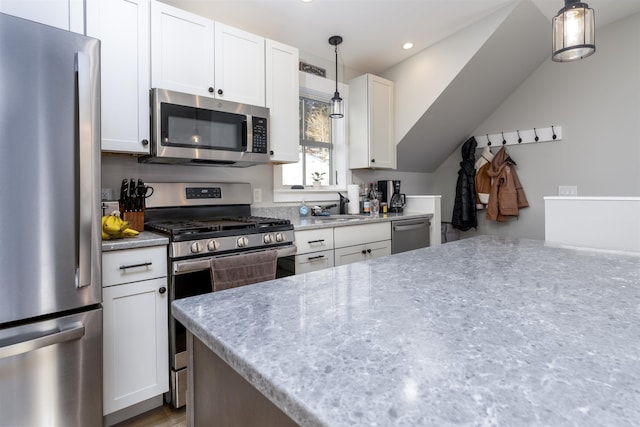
[300,0,313,3]
[402,42,414,50]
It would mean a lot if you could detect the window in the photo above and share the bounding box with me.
[273,72,349,202]
[282,96,333,186]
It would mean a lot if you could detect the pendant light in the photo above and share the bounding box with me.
[552,0,595,62]
[328,35,344,119]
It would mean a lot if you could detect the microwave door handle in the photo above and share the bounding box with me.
[244,117,251,152]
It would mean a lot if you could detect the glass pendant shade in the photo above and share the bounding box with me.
[330,92,344,118]
[328,35,343,120]
[552,1,595,62]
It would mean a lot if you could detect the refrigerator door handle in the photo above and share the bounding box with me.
[75,51,92,289]
[0,323,85,360]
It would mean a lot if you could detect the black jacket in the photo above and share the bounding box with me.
[452,137,477,231]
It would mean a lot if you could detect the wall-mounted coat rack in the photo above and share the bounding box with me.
[474,126,562,149]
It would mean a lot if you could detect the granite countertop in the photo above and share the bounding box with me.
[171,236,640,426]
[290,211,432,231]
[101,231,169,252]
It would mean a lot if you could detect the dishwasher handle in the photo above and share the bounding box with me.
[393,219,430,232]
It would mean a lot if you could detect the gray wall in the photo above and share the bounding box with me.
[431,12,640,240]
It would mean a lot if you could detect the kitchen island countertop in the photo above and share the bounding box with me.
[172,235,640,426]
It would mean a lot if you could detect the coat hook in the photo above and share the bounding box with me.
[551,125,557,140]
[501,132,506,145]
[486,134,491,146]
[517,130,522,143]
[534,127,539,142]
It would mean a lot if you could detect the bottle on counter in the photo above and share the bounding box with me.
[299,200,309,217]
[370,186,379,217]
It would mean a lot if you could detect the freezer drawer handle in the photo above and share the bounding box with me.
[307,255,325,261]
[0,323,85,360]
[119,261,153,270]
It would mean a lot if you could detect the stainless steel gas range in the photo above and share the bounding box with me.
[144,182,295,408]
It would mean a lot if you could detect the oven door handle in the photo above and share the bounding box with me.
[173,245,297,275]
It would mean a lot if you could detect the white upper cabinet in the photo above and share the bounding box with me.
[0,0,84,34]
[150,1,265,106]
[349,73,396,169]
[87,0,151,154]
[266,39,299,163]
[151,0,215,98]
[215,22,265,106]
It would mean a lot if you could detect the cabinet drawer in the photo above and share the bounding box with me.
[103,246,167,287]
[294,228,334,254]
[295,249,334,274]
[334,222,391,248]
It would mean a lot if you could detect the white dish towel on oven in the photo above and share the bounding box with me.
[210,251,278,292]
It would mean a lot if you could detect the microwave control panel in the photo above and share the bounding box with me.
[251,117,268,153]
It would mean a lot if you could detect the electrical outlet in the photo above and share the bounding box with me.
[558,185,578,197]
[101,187,113,201]
[253,188,262,203]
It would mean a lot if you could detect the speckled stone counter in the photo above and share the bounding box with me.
[172,235,640,426]
[290,211,432,231]
[101,231,168,252]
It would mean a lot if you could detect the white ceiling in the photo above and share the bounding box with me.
[161,0,640,74]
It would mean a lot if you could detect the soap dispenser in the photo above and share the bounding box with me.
[299,200,309,217]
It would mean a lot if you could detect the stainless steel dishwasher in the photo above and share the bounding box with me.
[391,217,431,254]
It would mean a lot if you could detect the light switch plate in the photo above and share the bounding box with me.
[253,188,262,203]
[558,185,578,197]
[101,188,113,201]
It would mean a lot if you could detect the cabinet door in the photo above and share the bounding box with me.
[87,0,150,154]
[334,244,366,267]
[366,240,391,260]
[368,75,396,169]
[151,0,214,97]
[103,277,169,415]
[214,22,265,106]
[0,0,84,34]
[266,39,299,163]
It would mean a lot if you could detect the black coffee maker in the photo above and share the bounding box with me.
[389,180,406,213]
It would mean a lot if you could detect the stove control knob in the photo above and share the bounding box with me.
[190,242,202,254]
[207,240,220,251]
[263,234,273,244]
[275,232,285,242]
[237,236,249,247]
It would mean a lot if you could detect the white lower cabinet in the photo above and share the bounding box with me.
[334,240,391,267]
[102,246,168,415]
[293,222,391,273]
[293,228,334,274]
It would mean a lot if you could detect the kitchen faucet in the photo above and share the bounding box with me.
[338,192,349,214]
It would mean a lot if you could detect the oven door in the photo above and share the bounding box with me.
[167,245,296,408]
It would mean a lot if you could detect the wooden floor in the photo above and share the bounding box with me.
[114,404,186,427]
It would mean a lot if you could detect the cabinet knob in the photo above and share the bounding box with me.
[217,89,223,95]
[159,287,167,294]
[141,139,149,146]
[269,150,274,155]
[367,249,372,254]
[371,158,376,163]
[208,87,214,93]
[361,250,366,255]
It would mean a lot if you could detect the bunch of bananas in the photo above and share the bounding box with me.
[102,211,140,240]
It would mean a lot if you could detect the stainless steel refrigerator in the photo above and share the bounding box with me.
[0,13,102,426]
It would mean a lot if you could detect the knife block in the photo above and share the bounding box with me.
[119,206,144,232]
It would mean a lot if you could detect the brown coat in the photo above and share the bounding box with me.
[486,146,528,221]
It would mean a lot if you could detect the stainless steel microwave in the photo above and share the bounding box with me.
[140,88,270,167]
